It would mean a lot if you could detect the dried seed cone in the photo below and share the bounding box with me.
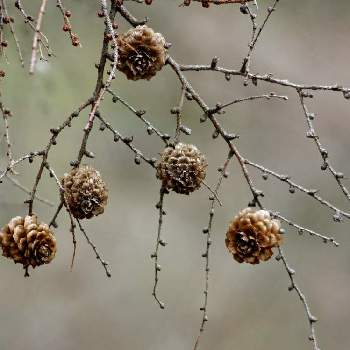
[156,143,208,195]
[62,166,108,219]
[225,208,282,264]
[117,25,167,80]
[0,215,57,269]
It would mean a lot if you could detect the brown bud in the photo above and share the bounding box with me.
[63,23,71,32]
[71,33,80,47]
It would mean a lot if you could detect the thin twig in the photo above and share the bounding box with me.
[49,201,64,228]
[5,174,54,206]
[201,180,222,206]
[151,187,167,309]
[1,0,24,66]
[0,150,44,181]
[96,113,157,168]
[56,0,80,47]
[27,98,92,216]
[179,63,350,94]
[298,89,350,203]
[187,0,254,5]
[84,0,118,131]
[0,102,15,172]
[212,92,288,115]
[245,158,350,220]
[106,88,168,143]
[29,0,48,74]
[77,219,111,278]
[44,162,77,269]
[271,211,339,246]
[241,0,280,74]
[173,85,186,144]
[277,247,320,350]
[193,154,232,350]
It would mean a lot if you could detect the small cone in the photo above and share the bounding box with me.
[156,143,207,195]
[117,25,167,80]
[225,208,282,264]
[62,165,108,220]
[0,215,57,271]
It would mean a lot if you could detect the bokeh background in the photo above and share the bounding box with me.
[1,1,350,349]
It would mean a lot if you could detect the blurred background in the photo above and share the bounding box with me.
[1,1,350,349]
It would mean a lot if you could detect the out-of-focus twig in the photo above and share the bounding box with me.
[29,0,48,74]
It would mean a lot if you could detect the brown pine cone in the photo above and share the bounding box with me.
[117,25,167,81]
[156,143,208,195]
[62,165,108,219]
[225,208,282,264]
[0,215,57,270]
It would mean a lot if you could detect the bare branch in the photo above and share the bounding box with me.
[151,186,167,309]
[77,219,111,278]
[277,248,320,350]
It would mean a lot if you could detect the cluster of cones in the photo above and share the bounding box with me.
[0,25,283,275]
[0,166,109,275]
